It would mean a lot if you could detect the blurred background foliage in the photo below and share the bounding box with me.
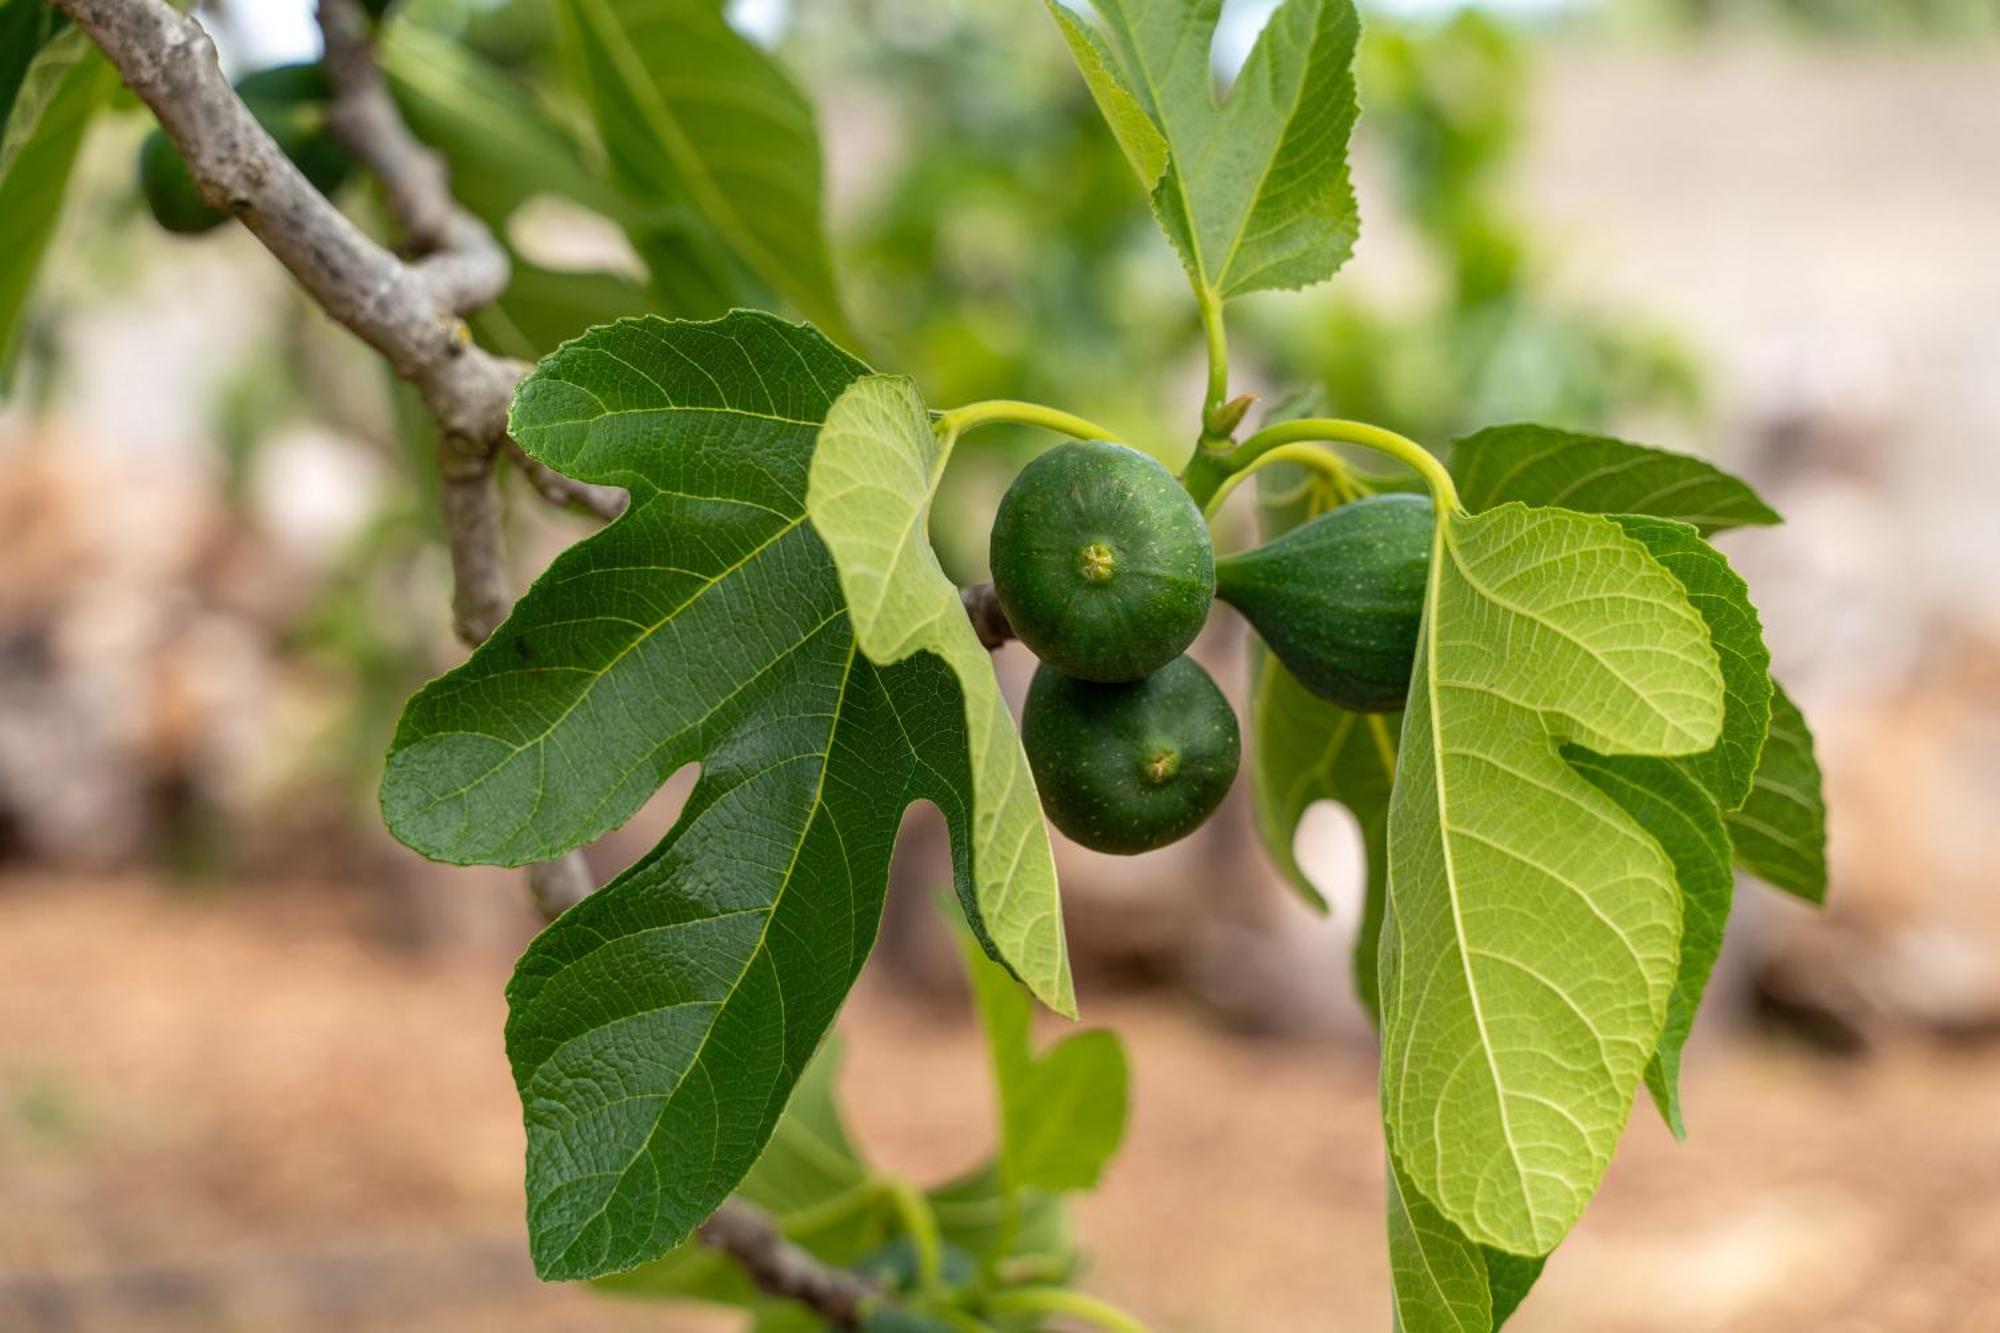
[1604,0,2000,38]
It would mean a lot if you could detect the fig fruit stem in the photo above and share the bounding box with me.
[1193,418,1461,514]
[935,399,1120,444]
[1197,441,1366,519]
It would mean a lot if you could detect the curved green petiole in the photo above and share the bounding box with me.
[1185,417,1459,515]
[935,399,1122,444]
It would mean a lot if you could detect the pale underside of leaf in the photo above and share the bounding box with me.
[1381,502,1724,1256]
[1387,1150,1546,1333]
[810,376,1073,1016]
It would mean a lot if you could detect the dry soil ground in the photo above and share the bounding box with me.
[1,876,1996,1332]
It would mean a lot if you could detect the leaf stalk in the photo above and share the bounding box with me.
[1197,441,1366,519]
[1219,418,1460,513]
[1196,284,1232,439]
[936,400,1121,444]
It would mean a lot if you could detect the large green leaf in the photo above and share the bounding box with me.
[809,377,1072,1016]
[1430,447,1783,1140]
[380,313,1066,1279]
[1450,425,1780,536]
[1055,0,1362,299]
[1380,501,1725,1256]
[555,0,854,343]
[954,921,1127,1193]
[1352,506,1754,1159]
[0,22,113,383]
[1726,680,1828,904]
[1431,459,1784,1139]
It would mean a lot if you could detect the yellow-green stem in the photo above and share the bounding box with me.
[936,399,1120,443]
[1200,441,1363,519]
[883,1176,945,1296]
[1197,286,1231,436]
[985,1286,1150,1333]
[1228,418,1459,511]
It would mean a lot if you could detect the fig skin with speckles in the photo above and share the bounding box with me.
[989,439,1214,683]
[1022,655,1240,855]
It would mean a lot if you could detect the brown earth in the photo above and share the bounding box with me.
[0,876,1996,1333]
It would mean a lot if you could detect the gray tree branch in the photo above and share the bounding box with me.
[698,1200,880,1328]
[315,0,507,313]
[48,0,524,644]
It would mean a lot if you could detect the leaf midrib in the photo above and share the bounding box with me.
[575,0,810,307]
[1111,3,1216,298]
[546,636,863,1273]
[1207,1,1333,293]
[1417,511,1536,1230]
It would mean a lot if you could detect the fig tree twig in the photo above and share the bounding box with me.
[505,440,629,521]
[698,1200,880,1328]
[52,0,523,643]
[315,0,504,309]
[962,582,1015,650]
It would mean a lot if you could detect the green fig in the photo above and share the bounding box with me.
[1217,492,1434,713]
[989,439,1214,683]
[1022,655,1240,855]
